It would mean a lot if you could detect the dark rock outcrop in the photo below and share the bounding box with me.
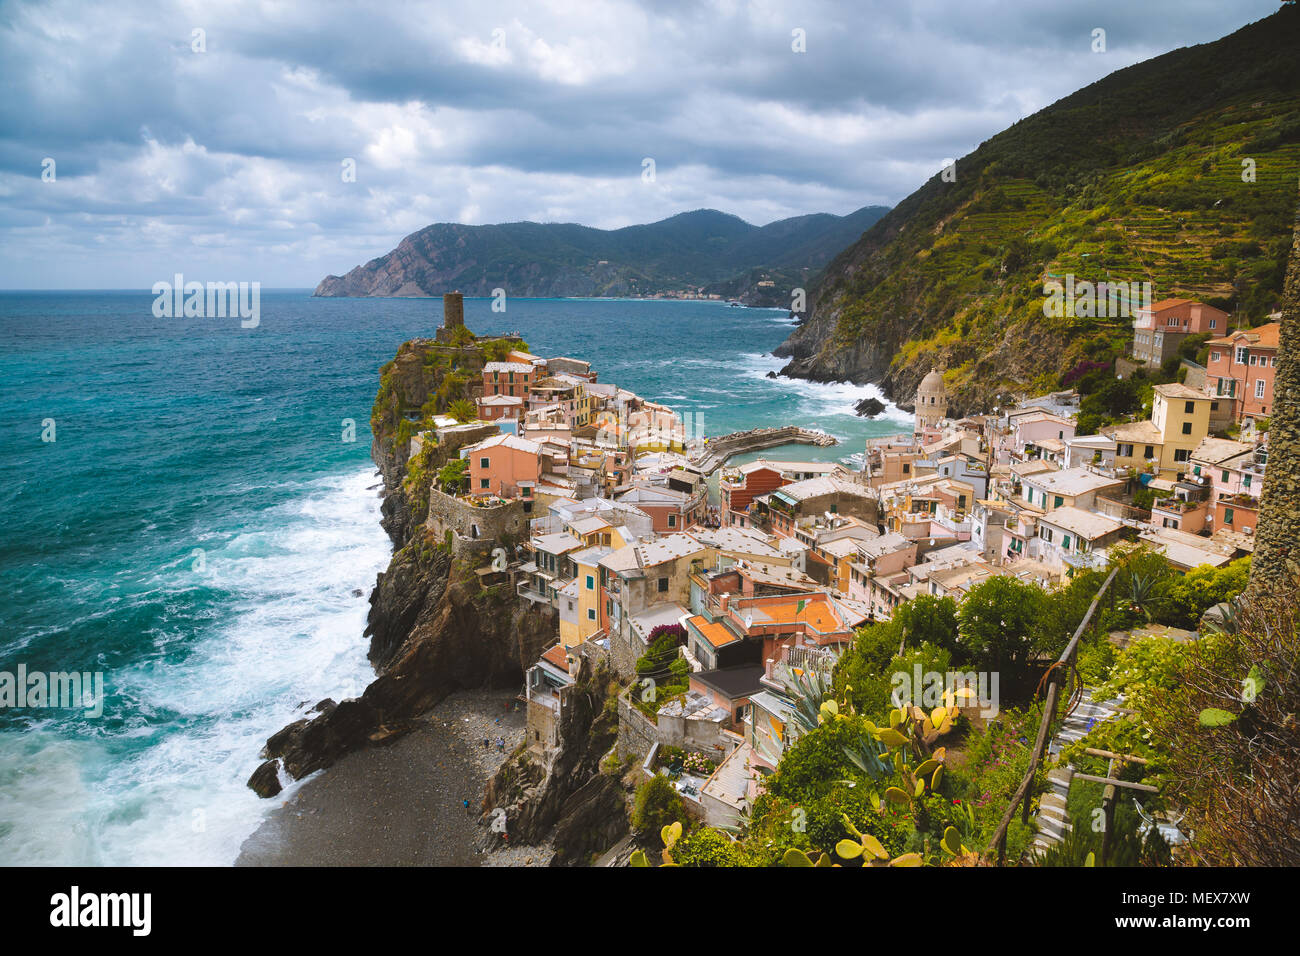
[249,335,556,796]
[247,760,282,798]
[479,659,627,865]
[854,396,886,418]
[252,540,556,791]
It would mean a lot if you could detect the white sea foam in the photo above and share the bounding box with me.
[738,353,912,427]
[0,467,390,866]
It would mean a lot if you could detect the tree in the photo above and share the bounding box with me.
[895,594,961,659]
[1158,558,1250,628]
[957,575,1050,676]
[448,398,477,423]
[436,457,469,494]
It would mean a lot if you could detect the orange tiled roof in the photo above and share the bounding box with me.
[541,644,570,670]
[688,614,739,647]
[1143,298,1195,312]
[1208,321,1280,349]
[746,594,843,632]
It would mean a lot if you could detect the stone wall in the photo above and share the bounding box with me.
[614,687,731,764]
[616,691,659,762]
[1246,192,1300,598]
[425,488,528,558]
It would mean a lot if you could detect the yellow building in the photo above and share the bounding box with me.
[570,545,612,645]
[1107,383,1212,478]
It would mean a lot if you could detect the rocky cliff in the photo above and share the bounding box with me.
[480,658,629,866]
[247,336,553,797]
[776,7,1300,416]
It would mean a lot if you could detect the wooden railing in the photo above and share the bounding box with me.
[989,567,1118,865]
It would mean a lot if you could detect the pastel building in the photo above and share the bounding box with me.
[475,393,524,423]
[465,433,542,497]
[482,361,536,399]
[1131,298,1230,367]
[1035,506,1124,572]
[1106,384,1212,478]
[1018,466,1125,513]
[1204,322,1279,425]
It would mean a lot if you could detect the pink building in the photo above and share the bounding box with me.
[475,394,524,422]
[1132,298,1231,367]
[1010,412,1076,461]
[1204,322,1279,423]
[466,433,542,498]
[482,361,536,399]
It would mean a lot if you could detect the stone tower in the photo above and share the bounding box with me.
[1245,189,1300,598]
[443,291,464,330]
[435,291,466,343]
[915,368,947,435]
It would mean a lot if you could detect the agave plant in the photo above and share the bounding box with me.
[753,650,843,764]
[1126,570,1160,619]
[781,653,842,735]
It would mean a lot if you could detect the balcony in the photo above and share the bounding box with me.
[517,580,552,605]
[762,644,837,692]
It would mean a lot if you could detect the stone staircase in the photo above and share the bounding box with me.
[1027,688,1123,857]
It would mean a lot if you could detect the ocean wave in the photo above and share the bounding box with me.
[737,353,912,426]
[0,466,390,866]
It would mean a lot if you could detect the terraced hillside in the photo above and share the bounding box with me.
[777,6,1300,414]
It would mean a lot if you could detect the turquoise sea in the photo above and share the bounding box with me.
[0,291,909,865]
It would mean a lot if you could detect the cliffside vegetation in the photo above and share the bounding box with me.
[780,6,1300,413]
[639,545,1253,867]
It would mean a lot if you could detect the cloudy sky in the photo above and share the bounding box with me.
[0,0,1283,288]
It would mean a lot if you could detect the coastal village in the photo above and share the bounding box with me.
[396,290,1273,855]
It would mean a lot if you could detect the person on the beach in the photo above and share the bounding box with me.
[463,799,470,815]
[496,736,505,752]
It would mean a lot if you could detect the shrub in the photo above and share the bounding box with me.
[672,827,741,867]
[631,775,686,839]
[1142,591,1300,865]
[436,458,469,495]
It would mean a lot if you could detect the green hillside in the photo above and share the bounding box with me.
[778,5,1300,413]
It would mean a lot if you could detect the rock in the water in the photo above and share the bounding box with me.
[855,396,886,418]
[248,759,283,798]
[352,588,365,597]
[766,371,778,379]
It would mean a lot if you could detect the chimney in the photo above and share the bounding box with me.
[720,593,730,613]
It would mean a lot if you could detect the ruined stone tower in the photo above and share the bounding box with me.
[444,291,464,329]
[435,291,466,343]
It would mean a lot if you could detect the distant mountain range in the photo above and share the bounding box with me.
[313,205,890,305]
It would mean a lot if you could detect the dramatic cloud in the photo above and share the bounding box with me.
[0,0,1282,287]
